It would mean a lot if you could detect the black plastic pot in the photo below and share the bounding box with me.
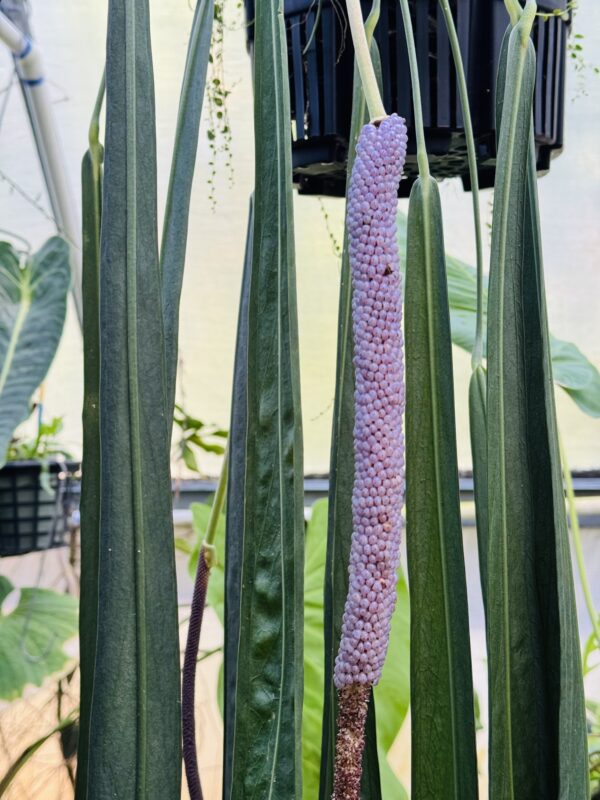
[0,461,79,557]
[244,0,569,196]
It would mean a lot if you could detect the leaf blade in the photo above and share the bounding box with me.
[0,580,78,701]
[487,19,588,798]
[160,0,214,410]
[405,176,478,800]
[0,238,70,465]
[223,0,304,793]
[76,93,104,799]
[82,2,181,797]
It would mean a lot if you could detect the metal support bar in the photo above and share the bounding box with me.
[0,8,83,330]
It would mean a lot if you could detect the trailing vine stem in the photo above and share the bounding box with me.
[205,0,240,208]
[438,1,485,370]
[345,0,386,120]
[559,433,600,650]
[397,0,429,179]
[181,447,228,799]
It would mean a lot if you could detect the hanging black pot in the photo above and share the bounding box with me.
[244,0,570,196]
[0,460,79,557]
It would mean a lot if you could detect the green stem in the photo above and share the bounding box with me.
[520,1,537,43]
[203,447,229,566]
[364,0,381,41]
[504,0,523,26]
[559,432,600,649]
[89,69,106,151]
[397,0,429,178]
[438,1,485,369]
[345,0,386,120]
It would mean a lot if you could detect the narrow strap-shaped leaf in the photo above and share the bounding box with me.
[405,175,478,800]
[223,197,253,795]
[160,0,214,411]
[75,72,104,800]
[84,2,181,797]
[487,19,588,799]
[523,135,589,800]
[223,0,304,794]
[320,13,384,799]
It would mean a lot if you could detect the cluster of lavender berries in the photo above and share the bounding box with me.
[334,113,408,689]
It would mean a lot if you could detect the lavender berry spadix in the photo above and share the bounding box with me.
[332,113,407,800]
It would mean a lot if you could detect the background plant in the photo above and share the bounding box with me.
[0,237,70,467]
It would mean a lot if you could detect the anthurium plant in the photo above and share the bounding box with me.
[75,0,597,799]
[0,237,70,467]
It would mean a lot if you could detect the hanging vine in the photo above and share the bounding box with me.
[205,0,242,208]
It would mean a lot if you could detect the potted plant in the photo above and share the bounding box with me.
[244,0,570,195]
[1,415,78,557]
[0,236,73,557]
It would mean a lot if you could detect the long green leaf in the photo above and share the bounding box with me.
[160,0,214,410]
[487,15,588,798]
[223,0,304,794]
[0,237,70,465]
[223,198,253,794]
[320,8,385,797]
[523,134,589,799]
[82,1,180,797]
[405,176,478,800]
[76,72,104,800]
[396,214,600,419]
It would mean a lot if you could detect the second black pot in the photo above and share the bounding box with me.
[0,460,79,557]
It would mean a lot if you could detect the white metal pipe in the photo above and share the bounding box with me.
[0,10,83,330]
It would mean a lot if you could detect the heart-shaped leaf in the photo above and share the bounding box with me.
[0,577,78,702]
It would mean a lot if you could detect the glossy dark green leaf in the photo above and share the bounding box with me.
[81,1,181,797]
[320,9,385,798]
[0,237,70,465]
[223,0,304,792]
[223,198,253,795]
[405,175,478,800]
[76,74,104,800]
[487,18,588,799]
[160,0,214,410]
